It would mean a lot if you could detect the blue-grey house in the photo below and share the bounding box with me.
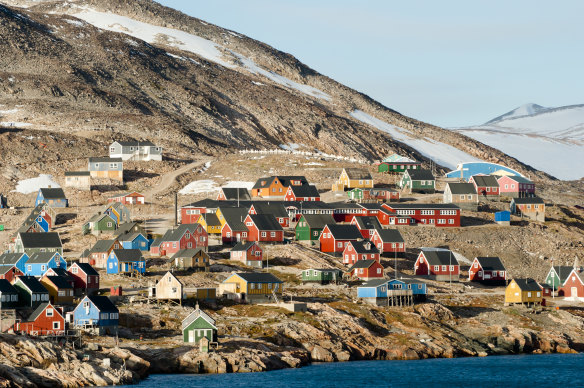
[73,295,119,335]
[117,233,150,251]
[388,279,427,301]
[358,278,426,306]
[106,249,145,275]
[0,252,30,274]
[35,188,68,208]
[24,252,66,277]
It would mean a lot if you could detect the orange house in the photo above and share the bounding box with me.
[251,176,308,198]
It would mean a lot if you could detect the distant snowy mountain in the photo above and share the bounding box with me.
[453,104,584,180]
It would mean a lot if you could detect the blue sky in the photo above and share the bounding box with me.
[159,0,584,127]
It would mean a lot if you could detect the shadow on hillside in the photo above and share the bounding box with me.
[461,216,493,227]
[448,305,499,318]
[56,213,77,225]
[124,170,160,183]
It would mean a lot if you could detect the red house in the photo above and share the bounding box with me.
[382,203,461,227]
[414,249,460,281]
[319,224,363,253]
[230,241,263,267]
[497,175,535,198]
[68,262,100,296]
[560,268,584,299]
[284,185,321,202]
[369,228,405,255]
[468,257,506,285]
[221,208,250,244]
[358,203,398,226]
[248,203,290,228]
[346,259,384,281]
[362,188,400,202]
[0,266,24,283]
[154,224,208,256]
[332,203,367,223]
[342,240,380,266]
[108,191,145,205]
[16,302,65,336]
[469,175,500,198]
[350,216,383,239]
[244,214,284,242]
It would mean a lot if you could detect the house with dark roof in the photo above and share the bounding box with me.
[0,279,20,309]
[219,272,283,303]
[65,171,91,191]
[220,207,251,244]
[443,182,478,210]
[104,202,132,226]
[346,259,384,281]
[497,175,535,198]
[350,216,383,239]
[468,257,506,285]
[83,213,117,235]
[13,276,50,308]
[73,295,119,335]
[414,248,460,281]
[382,203,461,227]
[295,214,335,242]
[343,240,380,266]
[248,202,290,228]
[88,157,123,182]
[369,228,405,255]
[319,224,363,253]
[24,252,67,277]
[171,248,209,271]
[357,203,399,226]
[399,169,435,193]
[21,203,54,232]
[230,241,263,268]
[559,268,584,299]
[251,176,308,198]
[85,239,121,268]
[243,214,284,242]
[35,187,68,208]
[0,265,24,284]
[152,223,208,257]
[113,221,145,238]
[544,265,574,291]
[106,249,145,274]
[217,187,251,201]
[510,197,545,222]
[68,263,100,296]
[40,275,74,304]
[0,252,29,274]
[13,232,63,256]
[117,232,150,251]
[335,168,374,190]
[16,302,65,335]
[378,154,421,174]
[301,268,343,284]
[505,278,542,306]
[348,187,400,203]
[331,202,367,223]
[109,140,162,161]
[469,175,499,198]
[284,184,320,202]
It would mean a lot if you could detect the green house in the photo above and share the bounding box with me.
[544,266,573,291]
[295,214,336,241]
[301,268,343,284]
[399,169,436,193]
[378,154,421,174]
[182,305,217,344]
[348,188,364,201]
[83,213,117,235]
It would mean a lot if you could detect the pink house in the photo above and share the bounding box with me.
[497,176,535,198]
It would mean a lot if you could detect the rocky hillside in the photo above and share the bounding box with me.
[0,0,552,179]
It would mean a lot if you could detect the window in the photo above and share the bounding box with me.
[537,292,541,297]
[109,263,113,269]
[433,265,439,272]
[58,290,65,296]
[449,265,454,271]
[467,195,472,200]
[442,265,447,271]
[486,187,490,192]
[250,283,255,290]
[46,307,54,317]
[268,283,272,289]
[270,232,276,237]
[71,267,78,274]
[261,232,267,237]
[527,292,532,297]
[53,321,60,330]
[337,242,342,248]
[110,147,116,153]
[437,219,446,224]
[359,268,364,274]
[28,265,32,272]
[448,219,454,224]
[41,265,46,271]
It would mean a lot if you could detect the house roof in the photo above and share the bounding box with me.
[231,241,258,252]
[324,224,363,240]
[220,187,252,201]
[45,267,71,279]
[220,207,249,231]
[348,240,379,254]
[0,279,18,294]
[305,268,342,274]
[87,295,118,313]
[88,157,123,163]
[114,140,156,147]
[329,202,364,210]
[288,184,320,198]
[114,222,144,236]
[505,176,534,184]
[72,263,99,276]
[360,279,389,288]
[90,239,117,253]
[181,306,216,330]
[513,278,542,292]
[406,169,435,181]
[19,232,62,248]
[0,266,20,276]
[26,302,61,322]
[373,228,404,243]
[382,154,418,163]
[65,171,91,177]
[475,257,505,271]
[385,203,460,211]
[512,197,544,205]
[252,176,308,189]
[202,212,221,227]
[45,275,73,289]
[39,188,66,200]
[300,214,336,229]
[447,183,477,195]
[0,253,27,266]
[471,175,499,187]
[171,248,207,259]
[116,232,145,242]
[552,266,574,283]
[353,216,382,231]
[111,249,144,262]
[230,272,283,283]
[250,203,289,218]
[348,259,378,270]
[343,168,372,180]
[16,276,48,293]
[420,249,459,266]
[248,214,283,231]
[86,213,115,224]
[157,272,183,287]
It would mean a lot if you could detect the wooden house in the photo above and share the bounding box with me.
[219,272,283,304]
[0,253,29,274]
[117,232,150,251]
[301,268,343,284]
[357,203,397,226]
[248,203,290,228]
[369,228,405,255]
[318,224,363,253]
[13,232,63,256]
[65,171,91,191]
[24,252,66,277]
[468,257,507,285]
[109,140,162,161]
[335,168,374,191]
[68,263,100,296]
[331,202,367,223]
[0,265,24,283]
[284,185,320,202]
[22,204,54,232]
[83,213,117,235]
[497,175,535,198]
[286,201,334,222]
[0,279,20,309]
[154,224,208,257]
[357,279,392,305]
[295,214,335,242]
[217,187,251,201]
[171,248,210,271]
[443,183,478,210]
[559,268,584,299]
[342,240,380,266]
[42,267,75,288]
[186,287,217,302]
[155,272,183,300]
[389,279,427,302]
[104,202,132,226]
[35,188,68,208]
[108,191,145,205]
[40,275,74,305]
[13,276,50,308]
[113,221,145,238]
[545,266,573,291]
[230,242,263,268]
[469,175,499,198]
[182,305,217,344]
[243,214,284,242]
[382,203,461,227]
[378,154,421,174]
[346,259,384,281]
[85,239,122,268]
[504,278,542,306]
[73,295,119,335]
[414,249,460,281]
[219,207,250,244]
[106,249,146,275]
[350,216,383,240]
[88,157,123,182]
[16,302,65,336]
[348,188,400,202]
[510,197,545,222]
[251,176,308,198]
[399,169,435,194]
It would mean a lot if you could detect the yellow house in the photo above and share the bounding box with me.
[336,168,374,190]
[219,272,283,303]
[155,272,183,300]
[504,278,542,306]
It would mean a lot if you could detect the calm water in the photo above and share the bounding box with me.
[122,354,583,387]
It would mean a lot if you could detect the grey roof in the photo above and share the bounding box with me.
[512,197,544,205]
[171,248,207,259]
[252,176,308,190]
[407,169,435,181]
[230,272,283,283]
[471,175,499,187]
[89,157,123,163]
[0,253,27,266]
[90,239,118,253]
[305,268,342,274]
[39,188,67,200]
[114,140,156,147]
[111,249,143,262]
[288,185,320,198]
[16,276,48,293]
[325,224,363,240]
[249,214,283,231]
[385,203,460,210]
[65,171,90,177]
[447,183,477,195]
[348,259,378,270]
[202,213,221,227]
[349,240,379,255]
[72,263,99,276]
[475,257,506,271]
[220,207,249,232]
[344,168,372,180]
[0,279,19,294]
[420,249,459,266]
[27,252,61,264]
[87,295,118,313]
[114,222,144,236]
[300,214,336,229]
[513,278,542,292]
[45,275,73,289]
[26,302,62,322]
[250,203,288,218]
[231,241,258,252]
[360,279,389,288]
[330,202,364,210]
[19,232,62,249]
[552,266,574,283]
[353,216,382,231]
[181,306,216,330]
[162,224,201,242]
[506,176,534,184]
[373,228,404,243]
[116,232,143,242]
[220,187,251,201]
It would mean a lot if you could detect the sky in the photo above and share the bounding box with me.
[159,0,584,128]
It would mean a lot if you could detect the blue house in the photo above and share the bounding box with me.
[495,210,511,226]
[73,295,119,335]
[106,249,145,274]
[0,252,30,274]
[24,252,67,277]
[388,279,427,301]
[35,188,68,208]
[357,279,390,305]
[117,233,150,251]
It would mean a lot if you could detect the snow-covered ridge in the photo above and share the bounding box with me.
[484,103,549,124]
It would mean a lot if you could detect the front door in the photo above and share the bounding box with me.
[572,287,578,298]
[188,330,194,342]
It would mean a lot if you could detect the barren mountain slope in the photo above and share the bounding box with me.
[0,0,551,180]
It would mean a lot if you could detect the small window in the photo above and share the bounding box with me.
[53,321,60,330]
[46,308,54,317]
